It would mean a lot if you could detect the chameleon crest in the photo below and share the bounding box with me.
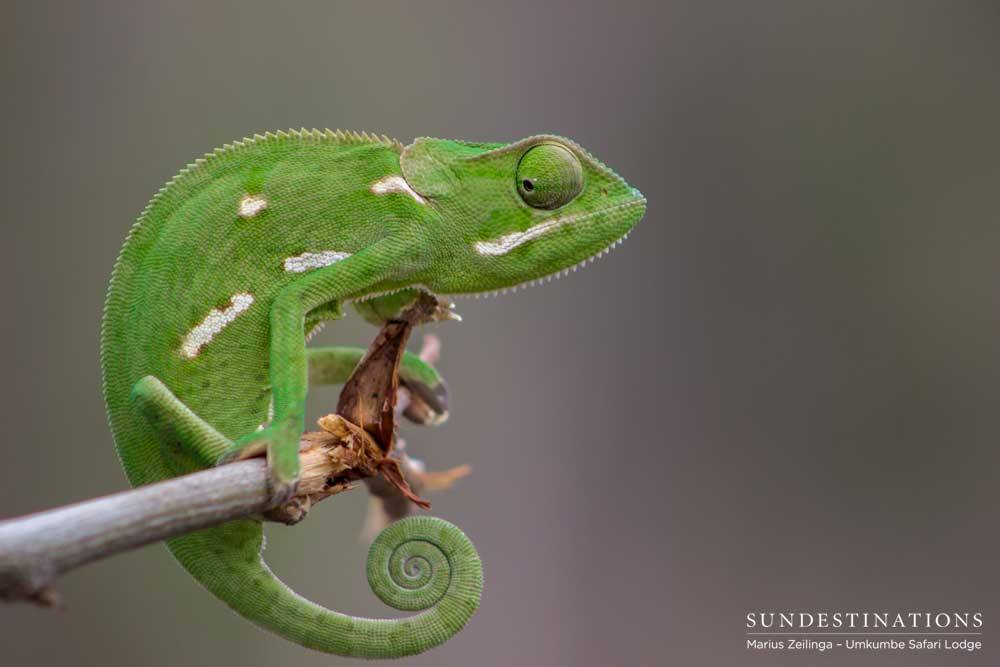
[101,129,645,657]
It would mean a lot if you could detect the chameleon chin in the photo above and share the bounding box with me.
[101,129,646,657]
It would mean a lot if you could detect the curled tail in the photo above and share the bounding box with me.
[168,515,482,658]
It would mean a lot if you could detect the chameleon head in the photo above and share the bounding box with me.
[400,135,646,294]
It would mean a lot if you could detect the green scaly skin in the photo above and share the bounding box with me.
[101,129,645,657]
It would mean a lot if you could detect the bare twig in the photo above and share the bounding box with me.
[0,424,374,606]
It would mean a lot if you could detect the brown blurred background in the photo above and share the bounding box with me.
[1,1,998,665]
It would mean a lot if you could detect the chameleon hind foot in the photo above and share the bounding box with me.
[218,421,302,506]
[130,374,299,506]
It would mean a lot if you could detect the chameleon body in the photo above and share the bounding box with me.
[100,129,646,657]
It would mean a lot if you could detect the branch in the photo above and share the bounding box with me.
[0,424,371,606]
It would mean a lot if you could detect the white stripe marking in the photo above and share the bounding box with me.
[371,175,426,205]
[283,250,352,273]
[474,200,642,256]
[180,293,255,359]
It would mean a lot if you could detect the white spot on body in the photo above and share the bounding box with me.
[283,250,352,273]
[180,293,255,359]
[238,194,268,219]
[371,175,426,205]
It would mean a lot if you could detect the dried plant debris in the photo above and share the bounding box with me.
[267,291,466,523]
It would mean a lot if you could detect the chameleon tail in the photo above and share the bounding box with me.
[168,515,482,658]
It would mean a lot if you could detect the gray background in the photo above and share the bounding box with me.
[2,1,998,665]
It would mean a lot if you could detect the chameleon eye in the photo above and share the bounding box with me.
[516,143,583,210]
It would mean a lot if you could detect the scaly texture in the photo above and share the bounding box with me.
[101,129,645,656]
[169,516,481,658]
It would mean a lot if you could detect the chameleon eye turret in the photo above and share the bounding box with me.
[516,143,584,209]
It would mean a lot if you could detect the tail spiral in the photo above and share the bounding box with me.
[168,515,482,658]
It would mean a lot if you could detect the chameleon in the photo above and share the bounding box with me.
[100,129,646,657]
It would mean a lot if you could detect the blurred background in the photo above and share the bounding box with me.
[1,1,998,665]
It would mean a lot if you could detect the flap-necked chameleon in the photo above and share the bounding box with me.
[100,129,646,657]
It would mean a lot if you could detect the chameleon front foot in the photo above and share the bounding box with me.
[218,422,302,506]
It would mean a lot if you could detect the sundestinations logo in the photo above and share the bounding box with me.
[745,612,984,654]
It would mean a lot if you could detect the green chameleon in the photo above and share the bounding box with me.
[100,129,646,657]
